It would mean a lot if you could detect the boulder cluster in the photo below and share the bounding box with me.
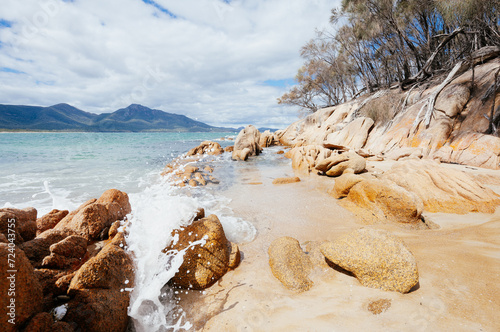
[0,189,133,332]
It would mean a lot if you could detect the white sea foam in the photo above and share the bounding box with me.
[126,173,256,331]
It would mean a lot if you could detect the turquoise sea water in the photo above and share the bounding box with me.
[0,132,235,215]
[0,131,271,330]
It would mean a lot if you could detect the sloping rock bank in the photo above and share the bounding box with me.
[277,57,500,170]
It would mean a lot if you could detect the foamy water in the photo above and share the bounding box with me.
[0,132,263,331]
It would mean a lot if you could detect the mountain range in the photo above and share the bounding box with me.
[0,103,234,132]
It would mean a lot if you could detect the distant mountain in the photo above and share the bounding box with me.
[0,103,234,132]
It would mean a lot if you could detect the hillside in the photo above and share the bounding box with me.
[0,103,232,132]
[276,55,500,170]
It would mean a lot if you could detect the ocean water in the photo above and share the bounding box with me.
[0,131,274,331]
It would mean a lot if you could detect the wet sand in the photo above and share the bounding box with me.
[176,152,500,331]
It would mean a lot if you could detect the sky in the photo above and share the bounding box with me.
[0,0,338,128]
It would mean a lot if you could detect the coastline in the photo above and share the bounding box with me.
[176,151,500,331]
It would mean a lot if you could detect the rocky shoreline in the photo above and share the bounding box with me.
[2,55,500,331]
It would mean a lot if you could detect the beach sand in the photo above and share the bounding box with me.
[174,153,500,331]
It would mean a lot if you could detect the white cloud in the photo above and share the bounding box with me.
[0,0,339,128]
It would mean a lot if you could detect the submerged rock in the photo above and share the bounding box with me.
[321,228,418,293]
[167,214,237,290]
[268,236,313,292]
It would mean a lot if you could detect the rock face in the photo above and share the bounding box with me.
[232,125,261,160]
[0,243,43,331]
[382,160,500,214]
[167,214,237,290]
[277,59,500,169]
[315,151,366,177]
[321,228,419,293]
[268,237,313,292]
[329,171,364,199]
[0,207,38,244]
[324,117,374,150]
[187,141,224,156]
[65,233,134,332]
[36,209,69,236]
[55,189,131,241]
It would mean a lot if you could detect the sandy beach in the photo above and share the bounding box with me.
[174,149,500,331]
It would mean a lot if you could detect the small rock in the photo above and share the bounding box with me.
[227,242,241,270]
[272,176,301,185]
[367,299,392,315]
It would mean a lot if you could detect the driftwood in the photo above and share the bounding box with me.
[402,28,464,89]
[411,61,468,130]
[486,68,500,135]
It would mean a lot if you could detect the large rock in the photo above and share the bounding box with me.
[55,189,131,242]
[288,145,332,173]
[0,243,43,331]
[0,207,38,244]
[329,171,364,199]
[341,177,424,225]
[268,237,313,292]
[321,228,419,293]
[41,235,88,270]
[64,233,134,332]
[36,209,69,236]
[187,141,224,156]
[232,125,261,160]
[382,160,500,213]
[20,229,74,267]
[315,151,366,177]
[324,117,374,150]
[167,214,237,290]
[259,130,279,148]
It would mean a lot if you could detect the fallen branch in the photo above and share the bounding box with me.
[411,61,467,129]
[488,68,500,135]
[402,27,464,89]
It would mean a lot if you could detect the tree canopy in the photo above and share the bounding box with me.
[279,0,500,112]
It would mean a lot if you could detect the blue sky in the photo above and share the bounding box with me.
[0,0,337,128]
